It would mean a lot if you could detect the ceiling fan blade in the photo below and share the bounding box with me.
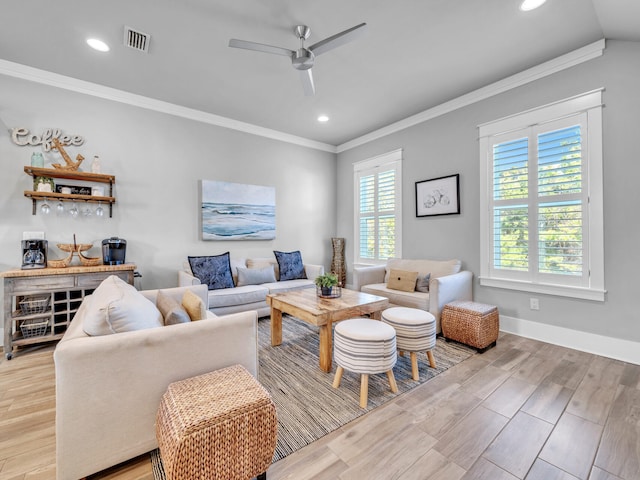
[300,69,315,96]
[228,38,294,57]
[308,23,367,56]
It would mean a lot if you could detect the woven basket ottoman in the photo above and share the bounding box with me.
[441,300,499,353]
[156,364,277,480]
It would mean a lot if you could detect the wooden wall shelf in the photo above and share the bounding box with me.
[23,166,116,217]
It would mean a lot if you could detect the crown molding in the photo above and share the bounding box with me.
[0,59,337,154]
[0,38,605,156]
[337,38,606,153]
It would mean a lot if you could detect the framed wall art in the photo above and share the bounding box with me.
[415,174,460,217]
[201,180,276,240]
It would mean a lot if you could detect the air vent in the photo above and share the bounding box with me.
[124,26,150,53]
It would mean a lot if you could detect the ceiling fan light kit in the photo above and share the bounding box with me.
[229,22,367,96]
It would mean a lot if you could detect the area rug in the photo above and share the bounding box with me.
[151,315,474,478]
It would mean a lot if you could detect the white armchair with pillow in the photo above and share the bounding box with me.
[353,258,473,333]
[54,277,259,480]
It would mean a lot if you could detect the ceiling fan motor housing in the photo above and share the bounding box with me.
[292,48,314,70]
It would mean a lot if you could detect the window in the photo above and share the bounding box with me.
[479,90,604,300]
[354,149,402,264]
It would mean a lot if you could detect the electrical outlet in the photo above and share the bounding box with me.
[530,298,539,310]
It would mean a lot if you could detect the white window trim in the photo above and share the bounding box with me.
[478,89,605,301]
[353,149,403,265]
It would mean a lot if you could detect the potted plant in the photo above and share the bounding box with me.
[315,273,339,296]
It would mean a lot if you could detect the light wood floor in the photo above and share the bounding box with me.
[1,332,639,480]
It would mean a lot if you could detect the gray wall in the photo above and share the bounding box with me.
[337,40,640,343]
[0,75,337,293]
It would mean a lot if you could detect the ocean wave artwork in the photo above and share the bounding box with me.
[201,180,276,240]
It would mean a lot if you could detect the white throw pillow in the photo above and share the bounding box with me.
[236,265,277,286]
[83,275,163,336]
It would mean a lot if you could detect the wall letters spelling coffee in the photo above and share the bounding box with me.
[10,128,84,152]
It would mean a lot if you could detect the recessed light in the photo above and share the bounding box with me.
[317,115,329,123]
[87,38,110,52]
[520,0,547,11]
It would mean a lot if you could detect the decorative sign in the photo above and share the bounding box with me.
[10,128,84,152]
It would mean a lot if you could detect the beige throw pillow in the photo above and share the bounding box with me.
[82,275,163,336]
[387,269,419,292]
[157,290,191,325]
[182,289,207,321]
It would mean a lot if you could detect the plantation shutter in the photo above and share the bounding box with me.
[537,125,583,276]
[488,114,587,284]
[492,136,529,272]
[354,150,402,263]
[479,89,604,300]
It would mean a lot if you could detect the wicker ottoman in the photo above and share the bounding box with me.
[156,364,277,480]
[332,318,398,408]
[441,300,499,353]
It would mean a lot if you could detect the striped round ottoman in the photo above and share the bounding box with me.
[332,318,398,408]
[382,307,437,381]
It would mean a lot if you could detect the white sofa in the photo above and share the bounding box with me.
[54,283,259,480]
[353,258,473,333]
[179,256,324,317]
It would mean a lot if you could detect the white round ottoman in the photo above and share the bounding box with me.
[382,307,437,381]
[332,318,398,408]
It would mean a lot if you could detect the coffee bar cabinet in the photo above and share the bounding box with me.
[2,264,135,360]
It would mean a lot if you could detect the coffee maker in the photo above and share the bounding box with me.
[102,237,127,265]
[22,239,48,269]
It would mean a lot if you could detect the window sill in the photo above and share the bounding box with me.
[479,276,606,302]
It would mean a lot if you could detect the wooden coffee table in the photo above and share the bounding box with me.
[266,288,389,373]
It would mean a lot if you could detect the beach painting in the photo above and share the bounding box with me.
[201,180,276,240]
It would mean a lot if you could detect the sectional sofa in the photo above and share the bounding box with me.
[54,282,259,480]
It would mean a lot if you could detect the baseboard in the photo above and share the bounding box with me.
[500,315,640,365]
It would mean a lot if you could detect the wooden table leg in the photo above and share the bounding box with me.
[271,307,283,347]
[319,322,332,373]
[371,310,382,320]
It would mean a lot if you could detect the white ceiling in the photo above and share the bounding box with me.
[1,0,638,147]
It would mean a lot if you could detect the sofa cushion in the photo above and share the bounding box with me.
[181,289,207,321]
[83,275,163,336]
[384,259,461,282]
[262,279,315,294]
[415,273,431,293]
[274,250,307,281]
[208,285,268,309]
[188,253,235,290]
[157,290,191,325]
[387,269,419,292]
[362,283,429,311]
[236,265,277,286]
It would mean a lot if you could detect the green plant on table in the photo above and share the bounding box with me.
[315,273,339,288]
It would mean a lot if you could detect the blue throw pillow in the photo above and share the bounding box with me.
[274,250,307,281]
[188,253,235,290]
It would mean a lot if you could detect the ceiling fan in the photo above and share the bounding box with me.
[229,23,367,96]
